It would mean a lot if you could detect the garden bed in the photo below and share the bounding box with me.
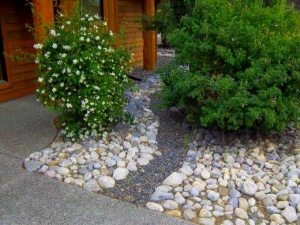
[23,68,300,224]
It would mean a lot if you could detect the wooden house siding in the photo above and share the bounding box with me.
[0,0,157,103]
[0,0,36,102]
[117,0,144,67]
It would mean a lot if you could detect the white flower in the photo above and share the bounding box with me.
[38,77,44,83]
[109,30,113,36]
[50,29,57,36]
[66,103,72,108]
[44,52,50,58]
[86,38,91,42]
[60,82,64,87]
[97,46,102,50]
[41,90,45,94]
[76,70,80,75]
[103,21,107,26]
[79,37,84,41]
[52,87,57,93]
[49,78,53,83]
[33,43,43,49]
[95,36,100,40]
[61,25,65,29]
[35,58,39,64]
[67,68,71,73]
[66,21,71,25]
[61,53,67,58]
[52,43,58,49]
[63,45,71,50]
[73,59,78,64]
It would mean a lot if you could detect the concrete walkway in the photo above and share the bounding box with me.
[0,95,191,225]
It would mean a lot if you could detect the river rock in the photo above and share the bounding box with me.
[281,206,297,223]
[83,179,100,192]
[97,176,115,189]
[146,202,164,212]
[235,208,248,219]
[113,168,129,180]
[163,172,183,187]
[162,200,178,210]
[241,179,257,196]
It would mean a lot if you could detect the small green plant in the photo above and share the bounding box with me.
[35,12,132,140]
[160,0,300,131]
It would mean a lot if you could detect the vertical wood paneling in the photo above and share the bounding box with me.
[116,0,144,67]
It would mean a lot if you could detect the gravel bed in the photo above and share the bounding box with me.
[23,74,163,193]
[106,94,190,204]
[146,126,300,225]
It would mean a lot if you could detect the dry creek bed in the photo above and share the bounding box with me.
[24,74,300,225]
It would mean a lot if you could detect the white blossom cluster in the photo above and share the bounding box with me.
[35,13,133,141]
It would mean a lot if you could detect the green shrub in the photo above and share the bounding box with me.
[160,0,300,131]
[35,12,132,140]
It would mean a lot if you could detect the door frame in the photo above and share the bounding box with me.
[0,5,13,91]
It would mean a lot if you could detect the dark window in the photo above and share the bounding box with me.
[81,0,104,19]
[0,24,7,83]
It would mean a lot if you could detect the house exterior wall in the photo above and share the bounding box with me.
[0,0,157,103]
[116,0,144,67]
[0,0,37,102]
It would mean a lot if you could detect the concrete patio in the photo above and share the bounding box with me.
[0,95,191,225]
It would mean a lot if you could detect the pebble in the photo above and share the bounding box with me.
[162,172,183,187]
[23,160,42,172]
[281,206,298,223]
[241,179,257,196]
[97,176,115,189]
[199,209,212,218]
[57,167,70,176]
[201,169,211,179]
[183,209,196,220]
[162,200,178,210]
[165,210,182,217]
[235,208,248,219]
[199,218,215,225]
[83,179,100,192]
[207,190,219,202]
[146,202,164,212]
[113,168,129,180]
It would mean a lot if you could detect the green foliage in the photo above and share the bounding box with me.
[160,0,300,131]
[35,12,132,140]
[141,0,195,45]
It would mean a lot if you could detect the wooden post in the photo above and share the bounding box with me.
[103,0,117,32]
[32,0,55,43]
[143,0,157,71]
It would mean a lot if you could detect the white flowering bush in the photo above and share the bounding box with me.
[35,13,132,140]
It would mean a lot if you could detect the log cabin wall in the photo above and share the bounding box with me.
[0,0,36,102]
[116,0,144,67]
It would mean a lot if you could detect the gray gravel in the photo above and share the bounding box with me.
[106,94,190,205]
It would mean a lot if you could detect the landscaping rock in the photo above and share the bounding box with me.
[281,206,298,223]
[97,176,115,189]
[162,172,183,187]
[146,202,164,212]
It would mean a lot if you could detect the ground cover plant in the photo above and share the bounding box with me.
[34,12,132,140]
[159,0,300,131]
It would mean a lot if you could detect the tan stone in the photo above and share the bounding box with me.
[165,210,182,217]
